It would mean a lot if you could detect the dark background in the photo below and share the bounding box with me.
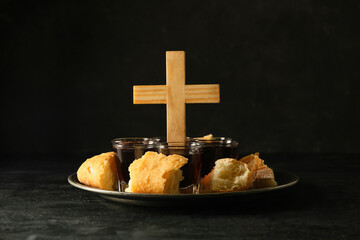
[1,0,359,158]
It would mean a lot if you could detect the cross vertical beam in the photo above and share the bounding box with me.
[166,51,186,143]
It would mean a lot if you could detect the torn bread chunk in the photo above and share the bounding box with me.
[196,134,214,140]
[201,158,252,192]
[125,151,188,194]
[239,153,277,188]
[77,152,118,191]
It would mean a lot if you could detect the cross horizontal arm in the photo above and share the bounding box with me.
[185,84,220,103]
[133,84,220,104]
[133,85,166,104]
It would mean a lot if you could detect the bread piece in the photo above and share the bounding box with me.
[126,151,188,194]
[201,158,252,192]
[195,134,214,140]
[239,153,277,188]
[77,152,118,191]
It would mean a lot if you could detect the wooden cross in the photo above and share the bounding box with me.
[133,51,220,144]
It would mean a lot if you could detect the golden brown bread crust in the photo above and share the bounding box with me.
[239,153,277,188]
[126,151,188,194]
[194,134,214,140]
[201,158,252,193]
[201,153,277,192]
[77,152,118,191]
[200,169,213,192]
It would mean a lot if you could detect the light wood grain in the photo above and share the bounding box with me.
[133,84,220,104]
[185,84,220,103]
[166,51,186,144]
[133,85,166,104]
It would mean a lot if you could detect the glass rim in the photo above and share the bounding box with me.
[111,137,157,147]
[156,141,204,148]
[191,137,237,145]
[192,136,231,141]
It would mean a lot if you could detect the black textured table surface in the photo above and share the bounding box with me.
[1,154,359,239]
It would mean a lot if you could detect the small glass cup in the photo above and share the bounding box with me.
[192,137,239,177]
[111,137,158,191]
[156,141,204,194]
